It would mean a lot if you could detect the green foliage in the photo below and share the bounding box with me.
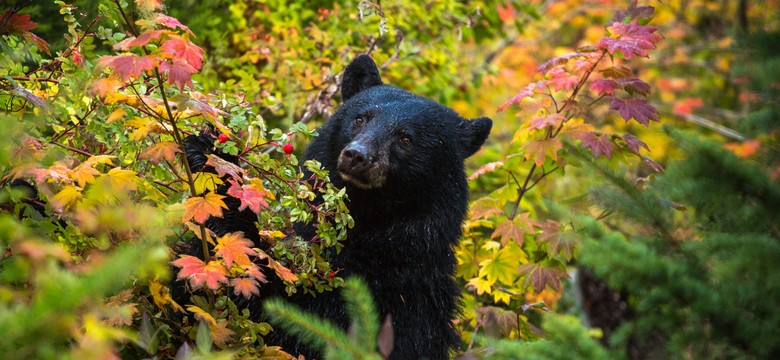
[263,277,385,360]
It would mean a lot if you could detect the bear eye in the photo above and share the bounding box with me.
[400,137,412,146]
[355,116,365,126]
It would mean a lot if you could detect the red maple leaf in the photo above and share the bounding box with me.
[2,12,37,33]
[468,161,504,181]
[619,78,651,96]
[172,256,229,290]
[546,67,580,92]
[522,137,562,166]
[230,277,260,299]
[214,232,256,268]
[98,54,159,81]
[577,131,615,159]
[160,36,204,70]
[590,78,620,95]
[154,14,194,36]
[113,30,166,51]
[597,21,662,59]
[160,60,196,89]
[518,263,569,293]
[621,133,649,154]
[498,82,538,112]
[226,179,270,214]
[609,97,658,126]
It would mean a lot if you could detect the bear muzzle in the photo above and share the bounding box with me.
[337,143,387,189]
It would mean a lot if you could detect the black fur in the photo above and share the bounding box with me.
[183,55,492,359]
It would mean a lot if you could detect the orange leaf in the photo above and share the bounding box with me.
[71,163,100,187]
[209,319,235,345]
[522,137,562,166]
[182,192,228,224]
[140,141,181,164]
[173,256,229,290]
[491,213,534,246]
[268,259,299,283]
[230,277,260,299]
[214,232,255,268]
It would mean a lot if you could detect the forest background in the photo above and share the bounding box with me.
[1,0,779,359]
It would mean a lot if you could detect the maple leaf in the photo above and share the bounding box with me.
[522,137,562,166]
[467,277,493,295]
[104,289,138,326]
[192,172,224,194]
[268,259,299,283]
[491,214,534,246]
[113,30,165,50]
[209,319,235,345]
[230,277,260,299]
[609,97,659,126]
[478,249,516,286]
[159,36,204,70]
[106,108,125,124]
[496,2,516,23]
[182,192,228,223]
[71,163,101,187]
[619,78,652,96]
[597,21,662,59]
[476,306,518,336]
[546,67,580,92]
[468,161,504,181]
[140,141,181,165]
[98,54,160,81]
[621,133,649,154]
[154,14,194,36]
[528,114,566,131]
[205,155,244,180]
[50,185,82,212]
[590,78,620,95]
[214,232,255,268]
[90,77,122,99]
[226,179,270,214]
[535,221,578,261]
[160,60,197,89]
[498,83,537,112]
[173,256,229,290]
[518,263,569,293]
[577,131,616,159]
[102,167,138,191]
[244,263,268,283]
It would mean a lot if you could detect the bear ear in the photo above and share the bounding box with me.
[341,55,383,101]
[459,117,493,157]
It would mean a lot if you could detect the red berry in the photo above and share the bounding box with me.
[283,143,294,155]
[217,133,229,143]
[328,271,336,279]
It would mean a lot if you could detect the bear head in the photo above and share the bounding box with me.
[318,55,492,192]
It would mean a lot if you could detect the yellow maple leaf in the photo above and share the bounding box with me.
[182,192,227,224]
[50,185,82,212]
[102,167,138,191]
[71,163,101,187]
[192,172,224,194]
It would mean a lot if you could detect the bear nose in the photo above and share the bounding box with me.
[341,143,371,171]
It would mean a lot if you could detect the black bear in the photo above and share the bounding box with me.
[185,55,492,359]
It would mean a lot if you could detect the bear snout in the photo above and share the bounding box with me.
[337,143,387,189]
